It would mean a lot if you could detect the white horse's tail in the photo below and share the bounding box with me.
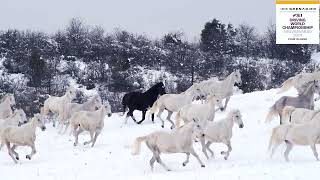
[268,125,290,151]
[282,106,296,123]
[277,77,294,94]
[265,105,278,123]
[175,110,183,128]
[131,136,147,155]
[148,100,159,119]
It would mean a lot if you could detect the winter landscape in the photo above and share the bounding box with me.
[1,0,320,179]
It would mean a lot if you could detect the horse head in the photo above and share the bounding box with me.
[230,109,244,128]
[105,101,112,117]
[66,87,77,99]
[233,70,242,86]
[156,82,166,95]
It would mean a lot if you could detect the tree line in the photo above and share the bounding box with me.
[0,18,318,114]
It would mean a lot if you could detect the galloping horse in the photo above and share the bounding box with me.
[122,82,166,125]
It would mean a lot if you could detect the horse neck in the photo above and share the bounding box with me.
[176,122,194,138]
[186,89,198,100]
[302,85,315,99]
[98,106,106,120]
[24,118,37,132]
[222,73,236,89]
[223,115,235,129]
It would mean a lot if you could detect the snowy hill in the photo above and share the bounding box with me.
[1,88,320,180]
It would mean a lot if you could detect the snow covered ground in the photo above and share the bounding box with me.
[1,88,320,180]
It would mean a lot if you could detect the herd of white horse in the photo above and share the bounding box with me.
[1,70,320,172]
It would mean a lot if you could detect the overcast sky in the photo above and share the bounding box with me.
[0,0,275,40]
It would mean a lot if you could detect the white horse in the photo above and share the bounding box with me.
[148,84,202,128]
[58,94,104,134]
[0,114,46,163]
[70,103,111,147]
[200,109,244,160]
[282,106,320,124]
[198,70,242,110]
[268,112,320,161]
[131,119,206,171]
[175,94,224,128]
[0,94,16,119]
[277,71,320,94]
[41,87,77,127]
[0,109,27,128]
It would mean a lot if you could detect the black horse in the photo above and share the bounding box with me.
[122,82,166,124]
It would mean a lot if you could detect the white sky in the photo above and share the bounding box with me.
[0,0,275,40]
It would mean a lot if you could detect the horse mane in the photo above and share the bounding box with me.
[300,81,316,96]
[144,82,164,94]
[0,94,11,103]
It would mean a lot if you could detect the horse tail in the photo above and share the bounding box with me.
[148,99,159,116]
[265,104,278,123]
[268,125,290,151]
[268,127,278,151]
[277,77,294,94]
[175,110,183,128]
[282,106,295,123]
[132,136,147,155]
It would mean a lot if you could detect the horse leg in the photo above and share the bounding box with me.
[157,107,165,128]
[74,128,84,146]
[91,129,101,147]
[166,111,175,129]
[182,152,190,166]
[149,155,156,171]
[279,111,283,125]
[84,131,94,145]
[200,137,209,159]
[310,143,319,161]
[62,122,70,134]
[26,143,36,160]
[11,145,19,160]
[206,142,215,158]
[137,110,147,124]
[284,141,293,162]
[6,141,17,163]
[223,97,230,110]
[270,141,281,159]
[189,148,205,167]
[128,109,137,123]
[155,154,171,171]
[221,140,232,160]
[151,113,155,123]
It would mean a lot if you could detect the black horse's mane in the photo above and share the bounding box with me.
[143,82,164,94]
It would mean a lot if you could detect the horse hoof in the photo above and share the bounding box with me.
[74,143,77,146]
[201,165,205,168]
[182,163,186,166]
[224,157,228,160]
[15,157,19,160]
[167,169,171,171]
[26,155,31,160]
[161,125,164,128]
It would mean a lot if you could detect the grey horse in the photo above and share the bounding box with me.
[265,81,320,124]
